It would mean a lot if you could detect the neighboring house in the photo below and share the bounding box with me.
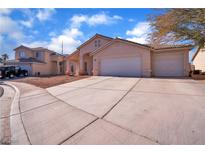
[67,34,193,77]
[10,45,66,76]
[192,47,205,72]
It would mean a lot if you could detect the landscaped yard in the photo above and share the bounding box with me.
[12,75,90,88]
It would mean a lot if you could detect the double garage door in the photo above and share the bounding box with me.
[99,52,185,77]
[100,57,142,77]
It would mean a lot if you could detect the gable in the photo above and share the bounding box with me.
[78,35,112,55]
[91,38,150,56]
[93,40,150,58]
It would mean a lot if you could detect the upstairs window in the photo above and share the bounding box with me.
[98,40,101,47]
[94,40,101,48]
[36,52,42,60]
[36,52,39,58]
[19,51,26,58]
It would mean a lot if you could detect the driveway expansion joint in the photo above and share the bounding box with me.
[131,90,205,97]
[48,77,113,97]
[46,89,99,119]
[19,100,58,115]
[103,119,160,144]
[58,118,99,145]
[101,79,142,119]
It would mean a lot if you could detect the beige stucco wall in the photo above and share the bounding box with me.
[30,51,52,76]
[31,63,50,76]
[79,37,111,74]
[15,48,33,59]
[193,49,205,72]
[93,41,151,77]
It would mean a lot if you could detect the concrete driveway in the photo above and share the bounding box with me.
[6,76,205,144]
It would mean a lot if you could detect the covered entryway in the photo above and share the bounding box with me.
[100,57,141,77]
[153,52,184,77]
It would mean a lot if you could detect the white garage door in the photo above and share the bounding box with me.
[153,52,184,77]
[100,57,141,77]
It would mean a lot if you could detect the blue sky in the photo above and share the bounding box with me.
[0,8,195,60]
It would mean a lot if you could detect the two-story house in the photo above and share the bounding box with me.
[10,45,66,76]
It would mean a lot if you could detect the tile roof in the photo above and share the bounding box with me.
[14,45,65,56]
[147,44,194,50]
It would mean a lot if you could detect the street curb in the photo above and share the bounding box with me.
[0,85,4,97]
[4,82,21,116]
[3,82,30,144]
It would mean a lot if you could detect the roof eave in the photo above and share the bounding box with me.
[153,46,193,52]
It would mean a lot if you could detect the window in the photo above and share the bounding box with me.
[36,52,39,58]
[94,40,101,48]
[36,52,42,60]
[19,51,25,58]
[98,40,101,47]
[94,40,98,47]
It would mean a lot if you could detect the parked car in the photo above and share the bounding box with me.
[0,65,28,79]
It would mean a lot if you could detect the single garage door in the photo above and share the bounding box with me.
[153,52,184,77]
[100,57,141,77]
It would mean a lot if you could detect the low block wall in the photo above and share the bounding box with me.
[192,74,205,80]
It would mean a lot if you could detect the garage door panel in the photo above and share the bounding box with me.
[153,52,184,77]
[100,57,141,77]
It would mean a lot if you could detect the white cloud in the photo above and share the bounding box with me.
[48,28,82,53]
[49,31,56,37]
[126,22,150,36]
[19,18,34,28]
[71,15,87,28]
[127,37,148,44]
[128,18,134,22]
[36,8,55,22]
[71,12,123,28]
[0,8,12,15]
[26,28,83,54]
[18,9,35,28]
[113,15,123,20]
[126,22,151,44]
[0,15,24,41]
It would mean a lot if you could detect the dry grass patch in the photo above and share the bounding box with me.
[13,75,90,88]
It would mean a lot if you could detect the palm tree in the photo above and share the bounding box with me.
[0,54,9,65]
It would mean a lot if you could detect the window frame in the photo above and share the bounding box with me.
[19,51,26,58]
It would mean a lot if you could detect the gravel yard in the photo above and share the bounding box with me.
[12,75,90,88]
